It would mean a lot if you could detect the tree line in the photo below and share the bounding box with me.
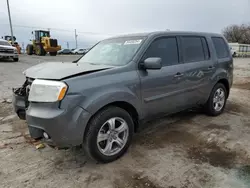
[222,24,250,44]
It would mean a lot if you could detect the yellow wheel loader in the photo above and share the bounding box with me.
[26,30,61,56]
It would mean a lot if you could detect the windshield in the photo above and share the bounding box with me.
[0,41,11,46]
[78,37,145,66]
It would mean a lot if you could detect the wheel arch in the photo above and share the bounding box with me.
[217,78,230,98]
[83,100,140,139]
[210,67,231,99]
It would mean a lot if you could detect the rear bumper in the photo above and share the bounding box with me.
[12,87,92,147]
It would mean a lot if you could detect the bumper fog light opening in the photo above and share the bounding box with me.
[43,132,50,139]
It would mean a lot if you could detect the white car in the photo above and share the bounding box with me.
[0,39,19,62]
[229,46,237,57]
[72,48,86,55]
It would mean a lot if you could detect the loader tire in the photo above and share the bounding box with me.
[36,45,46,56]
[26,45,33,55]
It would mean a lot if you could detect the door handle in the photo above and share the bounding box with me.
[174,72,184,78]
[207,66,215,70]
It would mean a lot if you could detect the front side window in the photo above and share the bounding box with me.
[181,36,206,63]
[143,37,179,66]
[78,37,145,66]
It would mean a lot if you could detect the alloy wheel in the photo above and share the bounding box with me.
[97,117,129,156]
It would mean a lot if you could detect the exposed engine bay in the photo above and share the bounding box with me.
[12,78,34,119]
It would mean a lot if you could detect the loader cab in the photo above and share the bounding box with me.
[2,36,17,45]
[33,30,50,43]
[3,35,17,42]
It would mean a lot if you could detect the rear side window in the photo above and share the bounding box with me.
[143,37,179,66]
[181,37,208,63]
[212,37,229,58]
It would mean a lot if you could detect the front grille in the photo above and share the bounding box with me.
[0,49,14,54]
[50,39,58,47]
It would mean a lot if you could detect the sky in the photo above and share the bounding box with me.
[0,0,249,49]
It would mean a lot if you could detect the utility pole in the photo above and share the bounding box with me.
[6,0,14,45]
[74,29,78,49]
[22,42,24,54]
[66,42,69,49]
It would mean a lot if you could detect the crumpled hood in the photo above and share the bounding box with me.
[23,62,114,80]
[0,45,16,50]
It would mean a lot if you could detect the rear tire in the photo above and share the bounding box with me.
[83,106,134,163]
[26,45,33,55]
[204,83,227,116]
[13,57,19,62]
[49,52,57,56]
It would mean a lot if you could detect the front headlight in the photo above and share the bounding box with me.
[14,49,17,53]
[28,79,68,102]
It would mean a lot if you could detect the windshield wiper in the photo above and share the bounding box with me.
[72,54,85,63]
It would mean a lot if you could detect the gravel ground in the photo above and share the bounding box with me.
[0,55,250,188]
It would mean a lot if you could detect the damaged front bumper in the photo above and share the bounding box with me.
[12,81,29,120]
[12,79,92,147]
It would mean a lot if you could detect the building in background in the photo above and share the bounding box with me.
[228,42,250,57]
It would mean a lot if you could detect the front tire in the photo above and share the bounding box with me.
[205,83,227,116]
[83,106,134,163]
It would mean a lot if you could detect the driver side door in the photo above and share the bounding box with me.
[138,37,187,118]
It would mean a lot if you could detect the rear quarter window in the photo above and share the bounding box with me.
[211,37,229,58]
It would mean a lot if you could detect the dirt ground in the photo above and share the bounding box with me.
[0,56,250,188]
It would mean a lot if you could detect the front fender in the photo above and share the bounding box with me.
[79,88,142,117]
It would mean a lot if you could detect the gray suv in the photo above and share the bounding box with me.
[13,31,233,163]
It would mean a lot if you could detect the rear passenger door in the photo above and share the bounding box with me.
[179,36,215,106]
[138,37,188,118]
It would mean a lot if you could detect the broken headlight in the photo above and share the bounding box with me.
[28,79,68,102]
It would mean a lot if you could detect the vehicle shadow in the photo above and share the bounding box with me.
[0,59,15,63]
[51,109,202,168]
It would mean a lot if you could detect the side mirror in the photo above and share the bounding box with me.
[141,57,162,70]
